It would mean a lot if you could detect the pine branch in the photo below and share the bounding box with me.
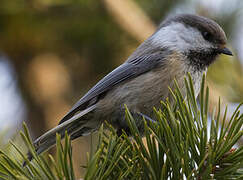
[84,74,243,179]
[0,74,242,179]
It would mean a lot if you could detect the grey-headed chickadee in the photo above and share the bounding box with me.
[28,14,233,160]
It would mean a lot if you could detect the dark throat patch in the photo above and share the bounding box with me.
[185,49,219,71]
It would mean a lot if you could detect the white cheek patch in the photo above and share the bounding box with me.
[150,22,213,52]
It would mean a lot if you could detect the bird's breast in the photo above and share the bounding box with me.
[96,54,205,124]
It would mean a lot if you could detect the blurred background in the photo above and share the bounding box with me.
[0,0,242,178]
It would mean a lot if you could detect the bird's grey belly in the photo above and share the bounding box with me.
[95,63,205,132]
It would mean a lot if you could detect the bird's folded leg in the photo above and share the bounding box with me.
[116,111,157,136]
[137,112,157,125]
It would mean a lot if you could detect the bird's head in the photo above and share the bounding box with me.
[150,14,233,70]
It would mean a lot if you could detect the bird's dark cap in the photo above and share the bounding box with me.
[160,14,227,46]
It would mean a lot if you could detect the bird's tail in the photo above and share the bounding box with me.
[24,104,97,166]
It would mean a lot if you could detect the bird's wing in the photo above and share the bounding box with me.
[59,49,167,124]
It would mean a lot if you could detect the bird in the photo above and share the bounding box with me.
[27,14,233,161]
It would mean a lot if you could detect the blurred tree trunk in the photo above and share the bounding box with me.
[103,0,156,43]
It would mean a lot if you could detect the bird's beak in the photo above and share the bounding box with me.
[218,47,233,56]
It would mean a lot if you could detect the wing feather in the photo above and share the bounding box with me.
[59,49,167,124]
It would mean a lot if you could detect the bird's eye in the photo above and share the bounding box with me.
[202,31,212,41]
